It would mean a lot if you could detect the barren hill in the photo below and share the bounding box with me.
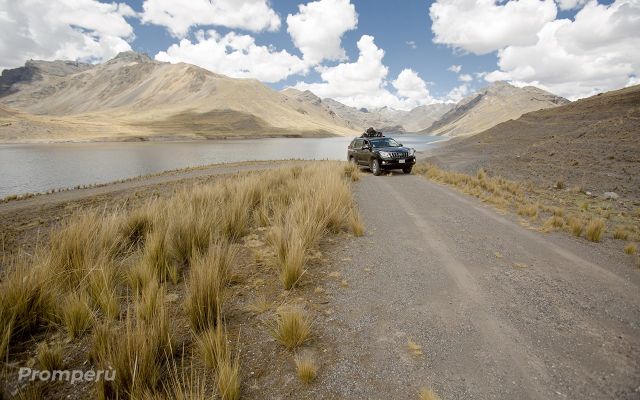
[422,82,568,137]
[427,84,640,198]
[282,88,453,133]
[0,52,357,142]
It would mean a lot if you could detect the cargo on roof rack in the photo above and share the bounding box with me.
[361,127,383,138]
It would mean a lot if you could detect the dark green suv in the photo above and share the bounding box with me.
[347,136,416,175]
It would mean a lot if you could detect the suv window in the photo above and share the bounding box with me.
[353,139,364,148]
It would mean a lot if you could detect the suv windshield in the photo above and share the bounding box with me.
[370,138,401,148]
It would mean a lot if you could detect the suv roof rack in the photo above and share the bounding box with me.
[361,127,384,138]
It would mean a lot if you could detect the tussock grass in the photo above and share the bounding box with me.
[294,351,318,384]
[544,215,565,230]
[36,341,64,371]
[517,203,539,218]
[625,243,637,255]
[567,216,585,237]
[60,293,93,339]
[407,339,423,356]
[0,161,361,395]
[94,307,173,398]
[185,242,237,331]
[613,227,630,240]
[586,218,606,242]
[0,263,54,360]
[344,163,361,182]
[419,387,441,400]
[271,307,311,350]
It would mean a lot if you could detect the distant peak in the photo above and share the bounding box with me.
[109,51,153,64]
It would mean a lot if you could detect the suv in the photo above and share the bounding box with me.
[347,136,416,175]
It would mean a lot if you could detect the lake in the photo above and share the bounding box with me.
[0,135,443,198]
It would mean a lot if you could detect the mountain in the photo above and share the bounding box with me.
[426,84,640,197]
[282,88,453,133]
[421,82,569,137]
[0,52,357,142]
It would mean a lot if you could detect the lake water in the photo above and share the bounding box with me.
[0,135,443,198]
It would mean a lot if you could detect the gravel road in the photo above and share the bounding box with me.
[319,173,640,399]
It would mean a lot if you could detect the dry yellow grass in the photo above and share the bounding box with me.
[294,351,318,384]
[60,293,94,339]
[185,242,237,331]
[271,307,312,350]
[613,227,630,240]
[517,203,539,218]
[419,387,441,400]
[585,218,606,242]
[625,243,637,255]
[0,162,361,396]
[407,339,423,356]
[567,216,585,237]
[36,342,64,371]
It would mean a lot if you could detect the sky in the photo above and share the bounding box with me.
[0,0,638,110]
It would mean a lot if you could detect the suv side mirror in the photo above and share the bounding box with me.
[362,145,370,150]
[398,143,403,146]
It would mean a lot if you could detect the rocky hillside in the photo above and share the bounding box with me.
[283,88,453,133]
[0,52,357,142]
[421,82,568,137]
[426,84,640,198]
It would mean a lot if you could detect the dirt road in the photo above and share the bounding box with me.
[319,173,640,399]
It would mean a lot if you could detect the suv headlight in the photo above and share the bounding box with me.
[408,148,415,156]
[379,151,391,158]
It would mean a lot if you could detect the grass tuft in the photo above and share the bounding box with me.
[419,387,441,400]
[60,293,93,339]
[625,243,637,255]
[36,341,64,371]
[271,307,311,350]
[294,351,318,384]
[585,218,606,242]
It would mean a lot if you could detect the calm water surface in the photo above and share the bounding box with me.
[0,135,443,197]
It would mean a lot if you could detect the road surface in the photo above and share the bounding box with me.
[319,173,639,399]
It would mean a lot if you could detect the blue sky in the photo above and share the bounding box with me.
[123,0,510,99]
[1,0,637,109]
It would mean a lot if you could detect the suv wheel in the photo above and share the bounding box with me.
[402,166,413,174]
[371,159,381,176]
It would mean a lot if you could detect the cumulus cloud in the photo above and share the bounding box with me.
[154,30,306,83]
[141,0,280,37]
[448,65,462,73]
[392,69,436,108]
[293,35,435,110]
[430,0,557,55]
[458,74,473,82]
[486,0,640,99]
[286,0,358,65]
[0,0,134,70]
[445,84,470,103]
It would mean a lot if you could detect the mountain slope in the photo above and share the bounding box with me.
[0,52,357,142]
[427,84,640,197]
[282,89,453,133]
[421,82,568,137]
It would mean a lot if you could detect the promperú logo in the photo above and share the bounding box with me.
[18,367,115,383]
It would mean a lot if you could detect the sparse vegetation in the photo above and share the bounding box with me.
[0,162,361,398]
[36,342,64,371]
[415,163,637,247]
[586,218,606,242]
[294,351,318,384]
[625,243,637,255]
[271,307,312,350]
[419,387,441,400]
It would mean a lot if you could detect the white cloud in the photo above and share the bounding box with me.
[154,30,306,83]
[448,64,462,73]
[0,0,134,70]
[141,0,280,38]
[445,84,470,103]
[293,35,436,110]
[286,0,357,65]
[406,40,417,49]
[556,0,588,10]
[392,69,436,108]
[458,74,473,82]
[430,0,557,55]
[486,0,640,99]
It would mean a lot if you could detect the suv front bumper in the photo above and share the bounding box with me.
[380,157,416,169]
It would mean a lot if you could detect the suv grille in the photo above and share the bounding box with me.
[390,152,408,159]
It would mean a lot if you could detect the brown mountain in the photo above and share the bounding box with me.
[0,52,357,142]
[427,84,640,197]
[421,82,568,137]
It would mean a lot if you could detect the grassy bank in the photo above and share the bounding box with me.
[0,162,363,399]
[415,163,640,265]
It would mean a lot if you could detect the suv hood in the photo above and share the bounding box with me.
[375,146,412,152]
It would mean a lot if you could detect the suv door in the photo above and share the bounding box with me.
[359,139,370,165]
[351,138,363,164]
